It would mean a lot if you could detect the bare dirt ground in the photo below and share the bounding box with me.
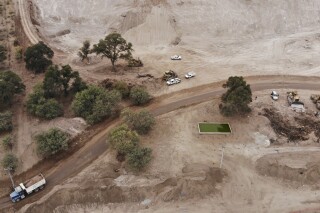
[19,89,320,213]
[30,0,320,96]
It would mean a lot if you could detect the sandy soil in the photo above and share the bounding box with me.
[19,89,320,213]
[30,0,320,96]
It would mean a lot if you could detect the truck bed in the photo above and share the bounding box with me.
[24,174,44,188]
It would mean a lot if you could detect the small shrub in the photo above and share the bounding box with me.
[0,111,13,133]
[129,86,151,105]
[2,135,13,150]
[127,147,152,171]
[2,153,18,171]
[15,47,23,61]
[114,81,130,99]
[36,128,69,157]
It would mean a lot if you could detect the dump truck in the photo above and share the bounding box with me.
[10,174,46,202]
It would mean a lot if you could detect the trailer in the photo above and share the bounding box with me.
[10,174,46,202]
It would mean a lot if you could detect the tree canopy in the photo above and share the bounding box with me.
[36,128,69,157]
[43,65,85,97]
[129,86,151,105]
[0,111,13,133]
[121,109,155,134]
[0,45,7,63]
[78,40,91,62]
[108,124,139,155]
[26,84,63,119]
[0,71,25,108]
[92,33,133,69]
[24,41,54,73]
[127,147,152,171]
[2,153,18,172]
[220,76,252,117]
[72,85,121,124]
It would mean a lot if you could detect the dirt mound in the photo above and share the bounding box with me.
[256,152,320,185]
[155,164,225,201]
[22,164,225,212]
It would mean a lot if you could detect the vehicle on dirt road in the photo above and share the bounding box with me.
[167,78,181,86]
[10,174,46,202]
[171,55,182,60]
[185,71,196,79]
[271,91,279,100]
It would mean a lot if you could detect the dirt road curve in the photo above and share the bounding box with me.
[0,77,319,211]
[17,0,39,44]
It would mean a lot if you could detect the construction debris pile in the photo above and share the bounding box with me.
[310,94,320,110]
[263,108,311,142]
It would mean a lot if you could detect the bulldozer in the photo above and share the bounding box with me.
[162,70,178,81]
[287,91,300,105]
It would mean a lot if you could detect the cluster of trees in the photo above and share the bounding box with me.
[26,64,87,120]
[72,85,121,124]
[220,76,252,117]
[78,33,141,70]
[1,135,17,172]
[108,109,155,171]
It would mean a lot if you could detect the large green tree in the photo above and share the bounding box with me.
[0,71,25,108]
[72,85,121,124]
[92,33,133,70]
[121,109,155,134]
[36,128,69,157]
[220,76,252,117]
[0,45,7,63]
[108,124,139,155]
[26,84,63,119]
[129,86,151,105]
[43,65,84,97]
[24,41,54,73]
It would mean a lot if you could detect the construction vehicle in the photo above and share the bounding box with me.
[10,174,46,202]
[287,91,300,105]
[162,70,178,81]
[287,91,305,112]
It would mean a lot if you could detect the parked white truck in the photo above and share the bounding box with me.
[10,173,46,202]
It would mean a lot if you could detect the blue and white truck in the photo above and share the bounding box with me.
[10,174,46,202]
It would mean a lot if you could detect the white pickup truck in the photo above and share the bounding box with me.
[185,71,196,79]
[171,55,182,60]
[10,174,46,202]
[166,78,181,86]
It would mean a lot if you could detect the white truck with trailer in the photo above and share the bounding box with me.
[10,173,46,202]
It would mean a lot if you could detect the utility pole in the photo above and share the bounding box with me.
[219,147,225,168]
[4,168,15,189]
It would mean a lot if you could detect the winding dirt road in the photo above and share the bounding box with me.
[17,0,39,44]
[0,76,320,211]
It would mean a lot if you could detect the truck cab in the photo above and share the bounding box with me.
[10,186,25,202]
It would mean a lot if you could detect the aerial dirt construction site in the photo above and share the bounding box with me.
[1,0,320,213]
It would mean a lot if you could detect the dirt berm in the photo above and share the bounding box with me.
[22,164,226,212]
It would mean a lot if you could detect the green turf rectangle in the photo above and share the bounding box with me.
[198,123,232,134]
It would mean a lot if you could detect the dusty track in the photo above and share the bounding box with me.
[17,0,39,44]
[0,76,320,211]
